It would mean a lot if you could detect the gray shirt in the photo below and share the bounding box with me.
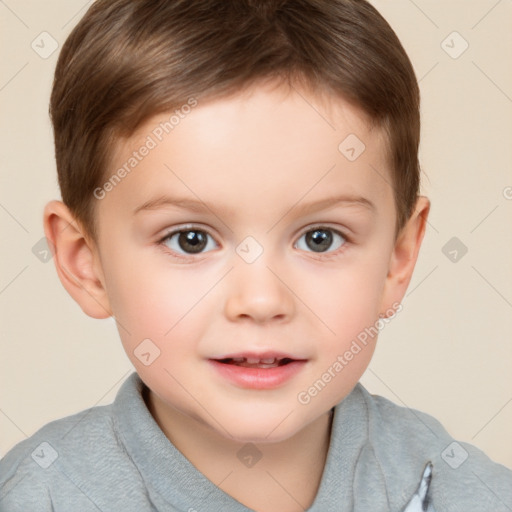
[1,372,511,511]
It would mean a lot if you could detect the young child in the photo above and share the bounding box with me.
[1,0,511,510]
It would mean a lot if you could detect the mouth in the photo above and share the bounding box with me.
[214,356,297,369]
[209,353,308,389]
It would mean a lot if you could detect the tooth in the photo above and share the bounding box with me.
[231,358,244,363]
[261,358,276,364]
[246,357,260,364]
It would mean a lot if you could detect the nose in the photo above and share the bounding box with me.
[224,256,295,324]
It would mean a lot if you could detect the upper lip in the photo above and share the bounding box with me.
[211,351,307,362]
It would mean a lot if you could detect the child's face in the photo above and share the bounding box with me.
[84,82,424,442]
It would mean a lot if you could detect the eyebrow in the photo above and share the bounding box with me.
[133,193,376,217]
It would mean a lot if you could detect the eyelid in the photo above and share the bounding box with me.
[158,223,349,242]
[157,223,351,261]
[158,223,218,241]
[295,223,350,242]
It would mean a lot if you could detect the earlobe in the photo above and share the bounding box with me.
[43,200,113,319]
[379,196,430,315]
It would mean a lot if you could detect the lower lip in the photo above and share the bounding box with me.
[209,360,306,389]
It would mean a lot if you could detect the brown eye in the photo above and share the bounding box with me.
[162,229,216,255]
[295,227,346,254]
[178,231,207,253]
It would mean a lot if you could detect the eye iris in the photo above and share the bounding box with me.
[178,231,207,253]
[306,229,332,252]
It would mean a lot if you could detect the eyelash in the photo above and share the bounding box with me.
[157,224,351,262]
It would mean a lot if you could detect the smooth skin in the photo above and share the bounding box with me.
[44,80,429,512]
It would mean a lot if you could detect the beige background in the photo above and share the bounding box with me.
[1,0,511,470]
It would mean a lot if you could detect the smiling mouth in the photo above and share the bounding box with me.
[209,354,307,388]
[215,357,296,369]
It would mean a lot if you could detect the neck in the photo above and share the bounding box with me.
[144,388,333,512]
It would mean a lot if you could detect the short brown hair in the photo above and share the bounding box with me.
[50,0,420,241]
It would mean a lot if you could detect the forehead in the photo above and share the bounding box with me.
[103,82,393,223]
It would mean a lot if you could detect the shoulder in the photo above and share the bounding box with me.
[0,404,116,511]
[355,384,512,511]
[0,372,157,511]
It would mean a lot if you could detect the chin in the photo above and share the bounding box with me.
[224,423,299,444]
[206,405,313,444]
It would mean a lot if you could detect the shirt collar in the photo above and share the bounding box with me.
[113,372,370,511]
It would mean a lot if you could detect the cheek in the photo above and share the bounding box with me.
[104,253,217,355]
[294,263,387,407]
[305,257,388,338]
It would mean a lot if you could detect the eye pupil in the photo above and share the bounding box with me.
[306,229,333,252]
[179,231,207,253]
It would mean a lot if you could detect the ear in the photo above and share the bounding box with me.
[43,200,113,319]
[379,196,430,316]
